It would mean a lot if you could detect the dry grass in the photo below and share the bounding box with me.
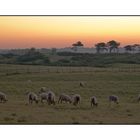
[0,64,140,124]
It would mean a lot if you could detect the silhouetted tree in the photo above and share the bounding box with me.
[25,47,39,56]
[107,40,120,53]
[124,44,139,53]
[72,41,84,52]
[95,42,107,54]
[124,45,133,53]
[28,47,36,54]
[133,44,140,53]
[137,45,140,53]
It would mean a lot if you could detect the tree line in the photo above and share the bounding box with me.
[71,40,140,53]
[0,41,140,67]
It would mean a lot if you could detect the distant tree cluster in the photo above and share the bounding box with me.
[0,42,140,67]
[95,40,120,53]
[71,41,84,52]
[71,40,140,54]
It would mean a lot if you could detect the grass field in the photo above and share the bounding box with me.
[0,64,140,124]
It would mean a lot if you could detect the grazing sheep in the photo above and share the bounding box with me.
[109,95,119,105]
[26,92,39,104]
[72,94,81,106]
[40,87,47,93]
[80,82,85,87]
[39,92,48,103]
[90,96,98,107]
[47,90,56,105]
[58,94,72,104]
[0,92,8,103]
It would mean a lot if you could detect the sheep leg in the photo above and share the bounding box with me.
[46,100,48,104]
[30,100,33,104]
[58,98,60,104]
[35,100,38,104]
[77,101,79,105]
[58,98,61,104]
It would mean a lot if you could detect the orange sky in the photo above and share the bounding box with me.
[0,16,140,49]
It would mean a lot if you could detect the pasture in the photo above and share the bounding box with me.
[0,64,140,124]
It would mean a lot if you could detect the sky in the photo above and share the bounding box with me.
[0,16,140,49]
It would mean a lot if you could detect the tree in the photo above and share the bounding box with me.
[137,45,140,53]
[107,40,120,53]
[95,42,107,54]
[28,47,36,55]
[124,44,139,53]
[133,44,140,53]
[124,45,133,53]
[71,41,84,52]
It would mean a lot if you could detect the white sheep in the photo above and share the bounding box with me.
[39,92,48,103]
[26,91,39,104]
[109,95,119,105]
[90,96,98,107]
[58,94,72,104]
[0,92,8,103]
[72,94,81,106]
[47,90,56,105]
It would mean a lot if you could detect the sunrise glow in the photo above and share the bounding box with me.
[0,16,140,49]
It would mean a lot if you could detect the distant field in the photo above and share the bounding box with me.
[0,64,140,124]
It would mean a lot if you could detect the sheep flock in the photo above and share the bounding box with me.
[0,84,140,110]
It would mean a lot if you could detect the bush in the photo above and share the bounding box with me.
[1,51,140,67]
